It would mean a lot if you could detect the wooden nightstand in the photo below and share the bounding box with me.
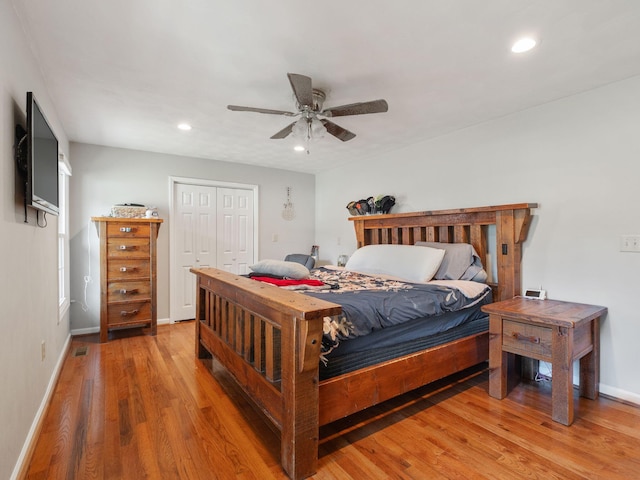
[482,297,607,425]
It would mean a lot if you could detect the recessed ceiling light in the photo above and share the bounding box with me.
[293,145,305,152]
[511,37,536,53]
[177,123,192,131]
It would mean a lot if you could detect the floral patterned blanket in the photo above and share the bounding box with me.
[304,267,491,361]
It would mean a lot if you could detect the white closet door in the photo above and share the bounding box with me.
[171,181,256,322]
[172,183,217,321]
[216,187,254,275]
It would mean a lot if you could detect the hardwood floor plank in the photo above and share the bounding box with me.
[24,322,640,480]
[442,384,639,479]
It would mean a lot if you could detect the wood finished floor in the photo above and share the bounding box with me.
[25,321,640,479]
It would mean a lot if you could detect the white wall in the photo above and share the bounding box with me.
[0,2,71,478]
[316,74,640,403]
[68,143,316,331]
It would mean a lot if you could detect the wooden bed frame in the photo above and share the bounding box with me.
[192,203,536,479]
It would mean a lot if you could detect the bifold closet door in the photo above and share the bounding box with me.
[172,183,217,321]
[171,183,255,322]
[216,187,254,274]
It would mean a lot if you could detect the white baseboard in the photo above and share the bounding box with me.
[70,318,172,336]
[70,326,100,336]
[11,333,72,480]
[600,383,640,406]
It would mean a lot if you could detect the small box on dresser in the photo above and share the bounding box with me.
[92,217,163,342]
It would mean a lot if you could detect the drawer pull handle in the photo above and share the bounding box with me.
[513,332,540,344]
[119,288,139,295]
[120,227,133,233]
[120,309,140,317]
[118,245,137,251]
[119,266,137,272]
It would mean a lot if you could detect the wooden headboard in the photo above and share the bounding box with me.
[349,203,537,301]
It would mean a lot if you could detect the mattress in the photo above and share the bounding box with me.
[318,299,490,380]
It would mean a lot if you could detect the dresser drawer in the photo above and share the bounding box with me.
[502,319,552,361]
[107,238,150,258]
[107,281,151,302]
[107,222,150,238]
[107,301,151,327]
[107,259,150,279]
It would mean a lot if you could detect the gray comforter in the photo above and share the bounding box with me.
[305,267,491,348]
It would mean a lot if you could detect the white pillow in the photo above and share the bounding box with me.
[415,241,487,282]
[249,259,310,279]
[344,244,445,283]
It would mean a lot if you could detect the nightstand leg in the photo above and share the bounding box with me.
[579,317,599,400]
[552,326,574,426]
[489,314,508,399]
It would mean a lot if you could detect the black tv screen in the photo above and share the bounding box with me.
[27,91,59,216]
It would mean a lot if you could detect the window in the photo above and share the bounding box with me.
[58,153,72,319]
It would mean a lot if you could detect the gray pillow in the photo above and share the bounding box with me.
[415,241,487,282]
[249,259,310,279]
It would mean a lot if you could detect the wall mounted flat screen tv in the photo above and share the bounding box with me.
[26,91,59,216]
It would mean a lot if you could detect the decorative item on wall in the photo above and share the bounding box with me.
[282,187,295,221]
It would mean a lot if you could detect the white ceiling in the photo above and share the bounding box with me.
[12,0,640,174]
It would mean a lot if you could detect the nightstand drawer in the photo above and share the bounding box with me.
[502,319,552,360]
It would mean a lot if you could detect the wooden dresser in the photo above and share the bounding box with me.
[92,217,163,342]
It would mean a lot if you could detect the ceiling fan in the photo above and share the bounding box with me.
[227,73,388,143]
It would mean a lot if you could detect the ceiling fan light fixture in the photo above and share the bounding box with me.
[292,118,309,138]
[291,117,326,141]
[311,117,327,138]
[293,145,305,152]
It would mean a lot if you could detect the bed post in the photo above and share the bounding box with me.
[495,206,533,301]
[280,316,324,479]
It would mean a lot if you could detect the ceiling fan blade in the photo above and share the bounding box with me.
[227,105,296,116]
[321,119,356,142]
[270,122,296,139]
[321,99,388,117]
[287,73,314,107]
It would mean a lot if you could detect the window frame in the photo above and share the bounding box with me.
[58,153,72,320]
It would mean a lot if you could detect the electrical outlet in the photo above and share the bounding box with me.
[41,340,46,361]
[620,235,640,252]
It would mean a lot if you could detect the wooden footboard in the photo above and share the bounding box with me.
[193,268,341,480]
[193,203,537,479]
